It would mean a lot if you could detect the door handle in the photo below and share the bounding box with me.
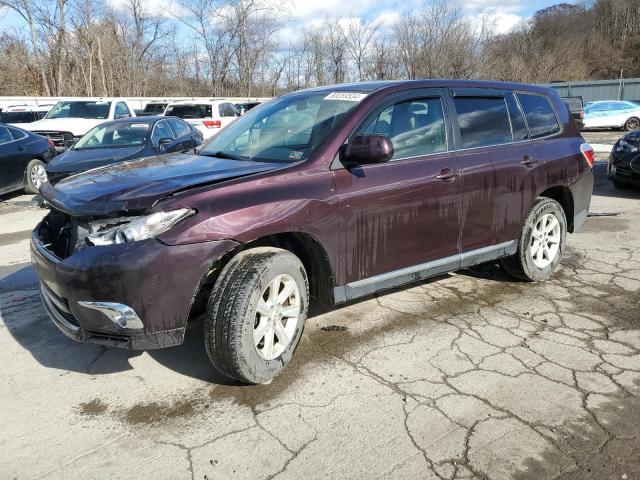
[436,168,459,180]
[17,146,25,151]
[521,155,538,167]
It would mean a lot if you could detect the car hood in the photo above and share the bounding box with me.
[46,146,145,173]
[40,153,285,216]
[22,117,105,136]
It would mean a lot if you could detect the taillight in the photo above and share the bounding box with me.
[203,120,221,129]
[580,143,595,167]
[579,111,584,119]
[47,139,54,147]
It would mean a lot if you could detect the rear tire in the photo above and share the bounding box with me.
[624,117,640,131]
[204,247,309,384]
[501,197,567,282]
[25,159,47,194]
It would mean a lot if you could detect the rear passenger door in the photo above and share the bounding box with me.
[334,89,461,295]
[449,89,543,252]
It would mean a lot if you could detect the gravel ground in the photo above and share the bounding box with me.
[0,161,638,480]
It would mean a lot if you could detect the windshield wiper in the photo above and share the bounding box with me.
[203,151,248,161]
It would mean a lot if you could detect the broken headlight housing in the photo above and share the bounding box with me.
[615,139,638,153]
[86,208,195,246]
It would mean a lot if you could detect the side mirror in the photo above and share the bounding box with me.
[158,137,173,150]
[344,135,393,165]
[115,113,130,119]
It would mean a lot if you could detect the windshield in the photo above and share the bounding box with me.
[200,91,366,163]
[165,104,212,119]
[45,101,112,120]
[74,122,150,149]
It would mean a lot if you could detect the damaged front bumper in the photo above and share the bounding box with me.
[31,221,238,350]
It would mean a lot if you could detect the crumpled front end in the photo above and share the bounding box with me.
[31,208,239,350]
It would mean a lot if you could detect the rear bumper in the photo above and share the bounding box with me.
[31,224,239,350]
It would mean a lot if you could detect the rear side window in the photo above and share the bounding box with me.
[8,127,27,140]
[361,97,447,159]
[505,94,528,141]
[218,103,238,117]
[0,126,13,144]
[517,93,560,139]
[453,97,512,148]
[165,104,212,119]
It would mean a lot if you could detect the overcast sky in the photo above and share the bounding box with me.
[0,0,577,39]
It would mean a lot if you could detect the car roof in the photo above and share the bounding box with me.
[93,116,171,126]
[293,79,557,96]
[166,99,231,106]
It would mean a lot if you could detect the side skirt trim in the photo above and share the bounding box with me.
[333,240,518,303]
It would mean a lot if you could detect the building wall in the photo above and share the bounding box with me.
[548,78,640,103]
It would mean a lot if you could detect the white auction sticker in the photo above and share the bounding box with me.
[324,92,368,102]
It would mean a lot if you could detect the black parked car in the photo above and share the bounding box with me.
[0,123,56,195]
[46,116,203,184]
[608,130,640,189]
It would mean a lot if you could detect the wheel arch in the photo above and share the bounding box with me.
[187,231,336,322]
[538,185,575,232]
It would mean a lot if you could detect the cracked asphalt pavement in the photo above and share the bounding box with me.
[1,158,639,480]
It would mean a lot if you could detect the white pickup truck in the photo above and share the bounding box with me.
[22,98,137,151]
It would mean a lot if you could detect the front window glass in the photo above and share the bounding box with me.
[165,104,212,119]
[360,98,447,159]
[151,120,175,145]
[454,97,512,148]
[45,101,112,119]
[73,122,150,149]
[200,91,366,163]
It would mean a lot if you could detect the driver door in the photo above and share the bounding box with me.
[333,89,461,300]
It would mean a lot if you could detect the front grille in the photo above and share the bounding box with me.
[41,282,80,328]
[33,130,75,149]
[86,330,130,344]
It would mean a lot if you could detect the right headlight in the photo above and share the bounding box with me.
[87,208,195,246]
[615,139,638,153]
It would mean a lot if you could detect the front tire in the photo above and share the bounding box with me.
[204,247,309,384]
[25,159,47,194]
[501,197,567,282]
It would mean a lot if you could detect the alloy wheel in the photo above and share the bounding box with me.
[30,163,48,189]
[529,213,561,269]
[253,274,301,360]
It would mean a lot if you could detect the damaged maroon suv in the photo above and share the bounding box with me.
[32,80,594,383]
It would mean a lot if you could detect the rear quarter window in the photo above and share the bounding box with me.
[453,97,512,148]
[517,93,561,139]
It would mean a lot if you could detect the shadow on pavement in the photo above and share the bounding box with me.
[592,162,640,200]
